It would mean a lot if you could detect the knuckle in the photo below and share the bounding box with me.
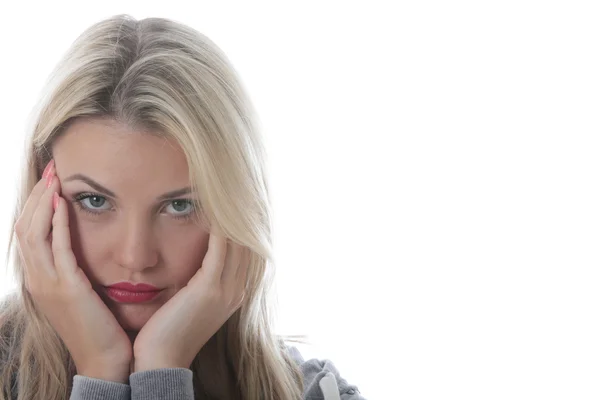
[25,232,43,247]
[14,221,25,236]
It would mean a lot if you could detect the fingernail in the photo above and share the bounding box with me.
[46,174,54,188]
[43,160,55,179]
[53,192,59,211]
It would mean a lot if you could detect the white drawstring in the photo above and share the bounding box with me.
[319,372,342,400]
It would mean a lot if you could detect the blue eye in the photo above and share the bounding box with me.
[73,193,110,215]
[79,195,110,211]
[72,193,195,221]
[164,199,194,219]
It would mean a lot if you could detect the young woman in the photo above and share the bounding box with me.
[0,14,365,400]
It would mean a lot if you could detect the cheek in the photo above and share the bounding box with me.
[161,226,210,282]
[67,211,111,279]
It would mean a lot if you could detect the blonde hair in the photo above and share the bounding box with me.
[0,14,309,400]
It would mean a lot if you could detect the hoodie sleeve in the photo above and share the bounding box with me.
[287,346,367,400]
[69,375,131,400]
[69,368,195,400]
[129,368,194,400]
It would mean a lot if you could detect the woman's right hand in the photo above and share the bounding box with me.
[14,159,133,383]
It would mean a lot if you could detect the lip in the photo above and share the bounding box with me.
[106,282,160,292]
[104,282,163,304]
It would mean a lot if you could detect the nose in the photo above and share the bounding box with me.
[114,214,159,272]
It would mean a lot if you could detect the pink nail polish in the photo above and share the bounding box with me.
[53,192,59,211]
[43,160,55,179]
[46,174,54,188]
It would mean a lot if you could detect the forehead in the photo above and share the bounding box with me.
[52,118,190,187]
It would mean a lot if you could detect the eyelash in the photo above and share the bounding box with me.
[71,192,196,221]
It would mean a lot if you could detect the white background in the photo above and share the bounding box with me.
[1,1,599,399]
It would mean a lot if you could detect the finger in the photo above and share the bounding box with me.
[51,193,80,279]
[236,247,250,283]
[16,160,55,234]
[29,167,60,245]
[24,168,61,278]
[231,246,249,306]
[201,231,228,286]
[221,241,243,285]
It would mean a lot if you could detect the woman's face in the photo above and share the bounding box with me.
[51,117,210,333]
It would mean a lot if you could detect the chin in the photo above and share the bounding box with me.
[108,303,159,332]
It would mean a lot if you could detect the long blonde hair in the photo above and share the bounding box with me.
[0,14,308,400]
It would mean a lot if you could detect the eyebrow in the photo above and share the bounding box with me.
[63,174,192,201]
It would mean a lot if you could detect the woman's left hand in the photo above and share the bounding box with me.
[132,229,249,371]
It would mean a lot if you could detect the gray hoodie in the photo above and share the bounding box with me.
[11,345,366,399]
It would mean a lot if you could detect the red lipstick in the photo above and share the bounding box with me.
[105,282,162,303]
